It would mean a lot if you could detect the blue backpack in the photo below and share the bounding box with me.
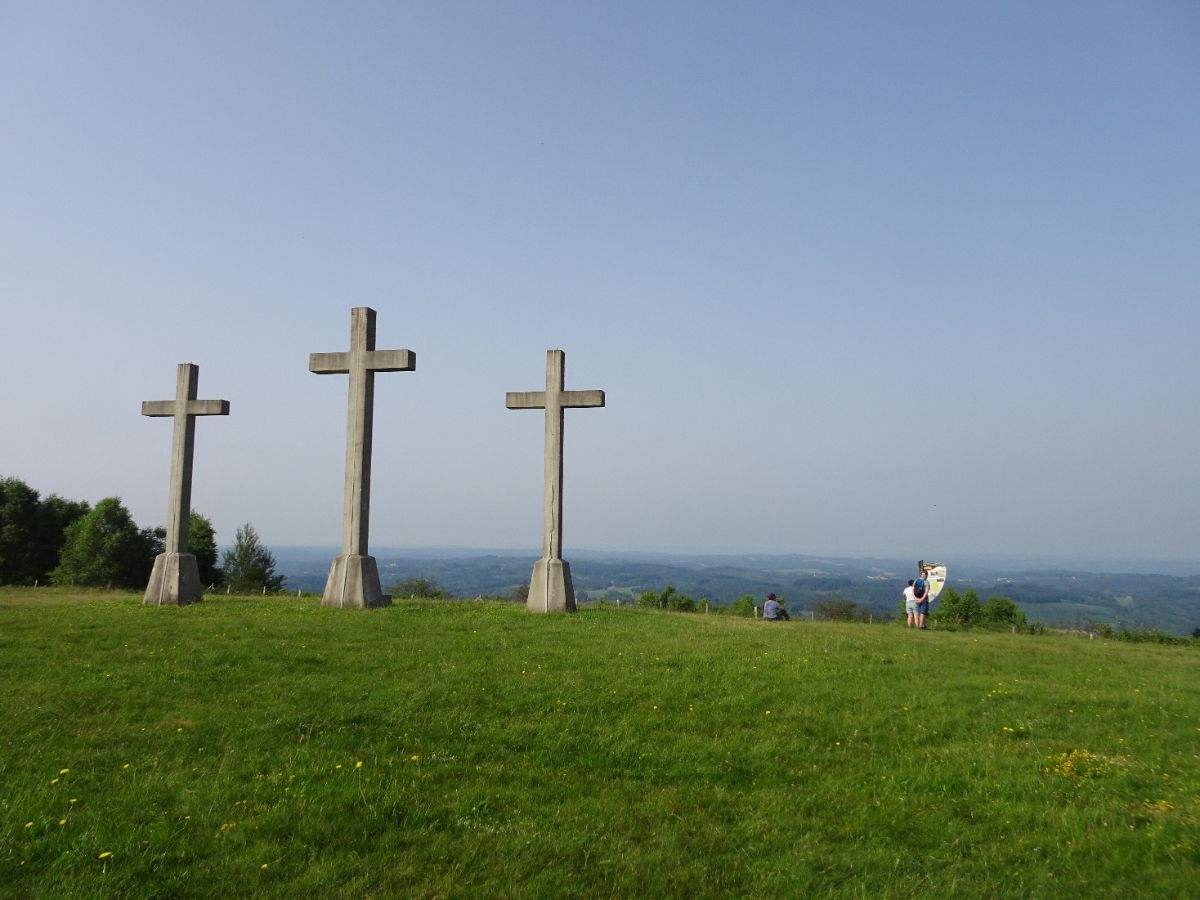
[913,578,928,599]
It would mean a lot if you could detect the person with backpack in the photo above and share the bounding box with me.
[912,571,931,629]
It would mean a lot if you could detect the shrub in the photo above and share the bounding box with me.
[727,595,756,617]
[635,585,698,612]
[391,576,448,599]
[982,595,1026,628]
[938,588,982,626]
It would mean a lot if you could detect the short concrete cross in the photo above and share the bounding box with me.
[507,349,604,612]
[141,363,229,606]
[310,307,415,608]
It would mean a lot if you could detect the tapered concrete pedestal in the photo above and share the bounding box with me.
[322,554,391,609]
[527,557,576,613]
[144,552,203,606]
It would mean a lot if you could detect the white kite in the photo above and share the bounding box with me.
[917,560,948,600]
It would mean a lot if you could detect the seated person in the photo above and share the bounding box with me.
[763,593,790,621]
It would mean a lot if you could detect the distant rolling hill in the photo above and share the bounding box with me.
[266,547,1200,635]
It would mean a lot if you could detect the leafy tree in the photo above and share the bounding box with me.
[221,523,284,593]
[35,494,90,581]
[2,478,92,585]
[937,588,982,626]
[0,477,43,584]
[51,497,160,588]
[512,583,529,604]
[188,512,221,586]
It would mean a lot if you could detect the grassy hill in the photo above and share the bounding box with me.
[1,588,1197,897]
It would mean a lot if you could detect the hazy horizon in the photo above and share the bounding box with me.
[265,542,1200,578]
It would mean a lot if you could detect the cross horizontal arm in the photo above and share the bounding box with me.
[309,352,350,374]
[142,400,230,417]
[506,391,547,410]
[309,350,416,374]
[365,349,416,372]
[561,390,605,409]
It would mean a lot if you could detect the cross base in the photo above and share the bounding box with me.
[144,552,204,606]
[527,557,576,613]
[322,554,392,609]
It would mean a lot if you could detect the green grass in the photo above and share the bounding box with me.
[1,588,1197,898]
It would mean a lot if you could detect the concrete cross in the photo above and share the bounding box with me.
[310,307,415,608]
[141,363,229,606]
[507,349,604,612]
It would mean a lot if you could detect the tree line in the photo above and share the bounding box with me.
[0,476,283,593]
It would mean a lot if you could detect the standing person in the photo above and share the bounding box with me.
[763,593,790,621]
[913,570,931,629]
[902,579,918,628]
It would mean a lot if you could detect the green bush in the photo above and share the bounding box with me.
[982,595,1026,627]
[390,576,448,599]
[937,587,982,626]
[727,594,756,617]
[636,585,698,612]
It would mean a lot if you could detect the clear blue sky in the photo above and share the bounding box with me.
[2,2,1198,567]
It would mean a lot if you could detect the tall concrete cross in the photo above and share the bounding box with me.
[506,349,604,612]
[141,363,229,606]
[310,306,415,608]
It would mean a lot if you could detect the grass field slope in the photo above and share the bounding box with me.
[1,588,1197,898]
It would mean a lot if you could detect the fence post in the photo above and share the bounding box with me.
[810,611,815,622]
[262,586,266,596]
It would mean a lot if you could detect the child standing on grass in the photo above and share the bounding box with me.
[902,580,918,628]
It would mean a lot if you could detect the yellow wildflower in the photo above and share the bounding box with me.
[98,852,112,859]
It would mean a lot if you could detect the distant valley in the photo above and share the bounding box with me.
[270,547,1200,635]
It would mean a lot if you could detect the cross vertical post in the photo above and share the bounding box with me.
[506,349,605,612]
[310,307,415,608]
[141,363,230,606]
